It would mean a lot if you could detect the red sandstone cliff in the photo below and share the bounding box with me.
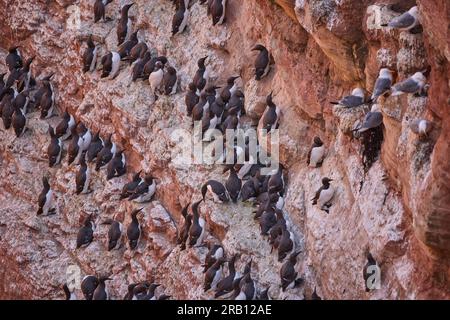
[0,0,448,299]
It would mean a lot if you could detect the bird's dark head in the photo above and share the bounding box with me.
[313,136,323,146]
[227,75,240,84]
[144,175,155,184]
[252,44,266,52]
[42,175,50,188]
[131,207,144,218]
[322,177,333,185]
[122,3,134,13]
[167,66,177,74]
[42,73,54,81]
[289,250,301,262]
[198,56,208,67]
[188,82,197,92]
[181,202,190,217]
[8,46,20,53]
[133,170,142,181]
[266,91,274,105]
[157,56,168,65]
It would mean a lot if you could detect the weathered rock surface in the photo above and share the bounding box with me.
[0,0,448,299]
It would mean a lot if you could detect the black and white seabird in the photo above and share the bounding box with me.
[117,3,135,46]
[214,254,237,298]
[268,165,285,195]
[118,30,139,60]
[12,89,30,114]
[127,208,143,250]
[123,283,138,300]
[37,76,55,119]
[221,113,239,133]
[1,88,16,129]
[280,251,303,292]
[193,56,208,93]
[307,136,325,168]
[33,73,53,111]
[128,175,156,203]
[12,103,27,137]
[277,226,294,262]
[201,180,229,203]
[106,150,126,180]
[252,44,271,81]
[257,287,271,300]
[311,287,322,300]
[149,61,164,97]
[76,152,92,195]
[269,209,288,247]
[142,56,168,79]
[47,126,63,167]
[17,57,34,92]
[5,46,22,72]
[37,176,56,216]
[163,66,178,95]
[101,51,121,79]
[81,275,99,300]
[120,171,142,200]
[231,259,251,299]
[258,207,277,235]
[133,283,160,300]
[82,36,98,73]
[382,6,419,31]
[131,51,151,82]
[93,276,112,300]
[235,271,256,300]
[220,76,239,103]
[62,283,77,300]
[67,126,82,165]
[77,122,92,152]
[204,258,225,292]
[209,96,225,126]
[225,167,241,203]
[203,243,224,273]
[391,72,426,96]
[363,252,378,292]
[240,176,260,202]
[370,68,393,102]
[210,0,227,26]
[94,0,113,23]
[55,111,75,141]
[201,109,218,138]
[185,82,199,116]
[86,131,104,162]
[127,39,148,65]
[176,203,192,250]
[311,177,335,213]
[106,218,123,251]
[172,0,189,36]
[188,200,206,247]
[95,134,116,171]
[0,73,6,93]
[330,88,365,108]
[76,214,95,248]
[260,91,280,133]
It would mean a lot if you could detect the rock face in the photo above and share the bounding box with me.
[0,0,448,300]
